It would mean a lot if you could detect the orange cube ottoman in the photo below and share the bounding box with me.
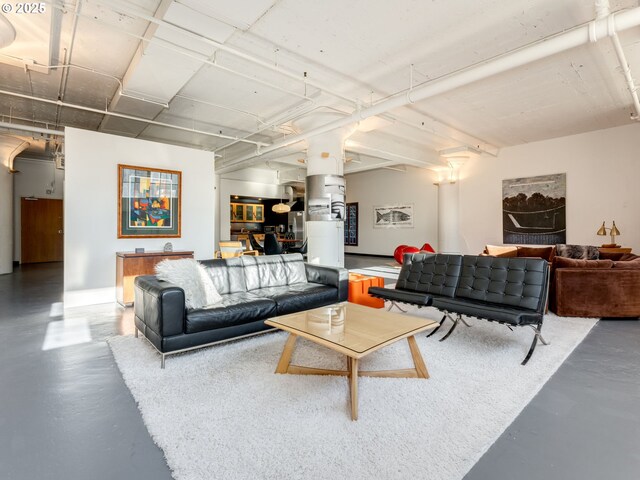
[348,274,385,309]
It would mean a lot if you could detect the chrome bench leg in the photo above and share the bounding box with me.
[439,314,461,341]
[522,323,549,365]
[438,313,472,341]
[459,316,472,327]
[387,301,407,313]
[528,325,550,345]
[426,313,447,337]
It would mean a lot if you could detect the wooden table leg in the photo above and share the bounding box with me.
[349,357,359,421]
[407,335,429,379]
[275,334,298,374]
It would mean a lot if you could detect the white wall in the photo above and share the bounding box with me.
[459,123,640,255]
[344,166,439,256]
[64,128,215,307]
[0,136,29,274]
[13,158,65,262]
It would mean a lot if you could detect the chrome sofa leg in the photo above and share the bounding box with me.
[161,353,166,369]
[134,328,138,338]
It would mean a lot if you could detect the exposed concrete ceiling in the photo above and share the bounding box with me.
[0,0,639,176]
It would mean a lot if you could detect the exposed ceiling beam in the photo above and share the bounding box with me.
[0,88,270,146]
[344,159,397,175]
[97,0,493,152]
[215,5,640,173]
[346,138,441,169]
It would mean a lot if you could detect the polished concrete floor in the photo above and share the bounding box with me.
[0,263,173,480]
[1,259,638,480]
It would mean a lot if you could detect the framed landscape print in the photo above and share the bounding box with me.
[118,164,182,238]
[502,173,566,245]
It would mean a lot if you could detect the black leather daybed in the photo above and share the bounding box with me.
[369,253,550,365]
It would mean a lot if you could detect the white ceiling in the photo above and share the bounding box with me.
[0,0,639,176]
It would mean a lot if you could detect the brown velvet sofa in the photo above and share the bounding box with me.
[481,245,640,318]
[481,244,556,261]
[549,256,640,318]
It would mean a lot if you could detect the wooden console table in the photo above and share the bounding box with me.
[116,250,194,306]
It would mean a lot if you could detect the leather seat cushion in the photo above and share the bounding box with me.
[368,286,433,306]
[241,254,307,290]
[433,297,542,326]
[250,283,338,315]
[199,257,248,295]
[185,292,277,333]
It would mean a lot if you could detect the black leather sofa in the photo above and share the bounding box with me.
[369,253,550,365]
[134,253,348,367]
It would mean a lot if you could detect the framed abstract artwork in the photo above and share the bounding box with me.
[118,164,182,238]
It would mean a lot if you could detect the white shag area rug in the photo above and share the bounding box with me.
[108,307,597,480]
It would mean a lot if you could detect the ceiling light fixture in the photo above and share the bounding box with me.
[0,14,16,49]
[272,172,291,214]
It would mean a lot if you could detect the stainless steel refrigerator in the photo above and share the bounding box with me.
[287,211,305,241]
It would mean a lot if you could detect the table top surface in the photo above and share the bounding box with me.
[116,250,194,257]
[265,302,437,358]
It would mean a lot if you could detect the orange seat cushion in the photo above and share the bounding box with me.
[348,274,385,308]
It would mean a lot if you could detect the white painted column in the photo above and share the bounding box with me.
[0,137,29,274]
[437,182,461,254]
[295,113,356,267]
[0,164,12,274]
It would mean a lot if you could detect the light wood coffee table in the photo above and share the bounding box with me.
[265,302,437,420]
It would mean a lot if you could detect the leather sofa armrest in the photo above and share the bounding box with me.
[304,264,349,302]
[134,275,186,337]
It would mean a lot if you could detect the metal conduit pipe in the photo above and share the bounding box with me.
[103,0,495,151]
[216,104,349,151]
[594,0,640,119]
[0,89,269,146]
[609,32,640,119]
[103,0,358,107]
[174,94,266,124]
[46,3,316,105]
[0,121,65,137]
[57,0,82,103]
[216,6,640,173]
[0,53,171,108]
[49,2,491,153]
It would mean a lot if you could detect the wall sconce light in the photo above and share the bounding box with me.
[596,220,621,247]
[433,159,464,185]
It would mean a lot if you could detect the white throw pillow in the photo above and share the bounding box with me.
[155,259,222,309]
